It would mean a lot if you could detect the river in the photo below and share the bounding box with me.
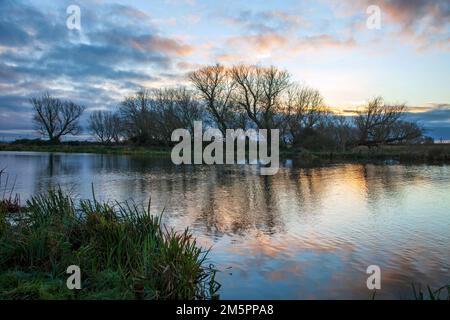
[0,151,449,299]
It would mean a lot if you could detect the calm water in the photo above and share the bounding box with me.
[1,151,449,299]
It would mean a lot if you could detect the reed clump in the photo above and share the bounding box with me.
[0,189,219,300]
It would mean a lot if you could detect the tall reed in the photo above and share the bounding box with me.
[0,188,220,299]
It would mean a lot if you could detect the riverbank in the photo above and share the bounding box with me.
[1,142,450,163]
[0,189,219,299]
[285,144,450,163]
[0,142,171,157]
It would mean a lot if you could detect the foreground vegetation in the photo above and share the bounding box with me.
[411,284,450,301]
[0,188,219,300]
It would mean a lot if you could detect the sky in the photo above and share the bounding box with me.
[0,0,449,140]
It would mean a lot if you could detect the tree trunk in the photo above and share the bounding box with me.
[49,137,60,144]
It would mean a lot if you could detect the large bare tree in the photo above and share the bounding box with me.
[285,85,329,147]
[230,65,291,130]
[120,87,204,145]
[354,97,422,147]
[152,87,204,144]
[189,64,239,133]
[119,89,156,144]
[88,110,122,144]
[31,93,85,143]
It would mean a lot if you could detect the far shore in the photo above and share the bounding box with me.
[1,140,450,163]
[0,142,171,157]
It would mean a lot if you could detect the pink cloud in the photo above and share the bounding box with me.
[129,35,194,56]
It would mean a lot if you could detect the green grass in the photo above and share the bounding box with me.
[0,189,220,300]
[280,144,450,163]
[0,142,171,157]
[2,141,450,163]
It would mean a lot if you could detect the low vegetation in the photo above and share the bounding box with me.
[2,140,450,164]
[302,144,450,163]
[0,188,219,300]
[412,284,450,300]
[0,140,170,157]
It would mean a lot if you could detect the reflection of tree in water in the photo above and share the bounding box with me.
[184,166,289,238]
[183,163,427,239]
[32,153,85,196]
[359,164,422,205]
[91,154,130,173]
[18,154,433,241]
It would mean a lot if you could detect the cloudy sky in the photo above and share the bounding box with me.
[0,0,449,140]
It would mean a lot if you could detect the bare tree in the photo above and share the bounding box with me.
[31,92,85,143]
[119,89,156,144]
[171,87,204,134]
[330,115,355,151]
[152,87,204,144]
[230,65,291,130]
[120,87,204,145]
[285,85,329,147]
[89,110,122,144]
[383,120,423,144]
[189,64,239,133]
[354,97,422,147]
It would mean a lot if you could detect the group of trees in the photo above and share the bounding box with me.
[119,87,203,145]
[30,64,425,150]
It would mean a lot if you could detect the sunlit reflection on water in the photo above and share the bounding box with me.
[1,151,449,299]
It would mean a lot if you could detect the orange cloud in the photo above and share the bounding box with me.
[227,32,288,52]
[217,32,356,63]
[129,35,194,56]
[350,0,449,51]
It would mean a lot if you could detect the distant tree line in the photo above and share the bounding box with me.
[30,64,426,150]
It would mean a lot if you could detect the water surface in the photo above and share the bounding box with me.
[1,151,449,299]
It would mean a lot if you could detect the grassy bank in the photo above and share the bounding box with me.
[0,142,171,157]
[0,189,219,300]
[281,144,450,163]
[2,141,450,163]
